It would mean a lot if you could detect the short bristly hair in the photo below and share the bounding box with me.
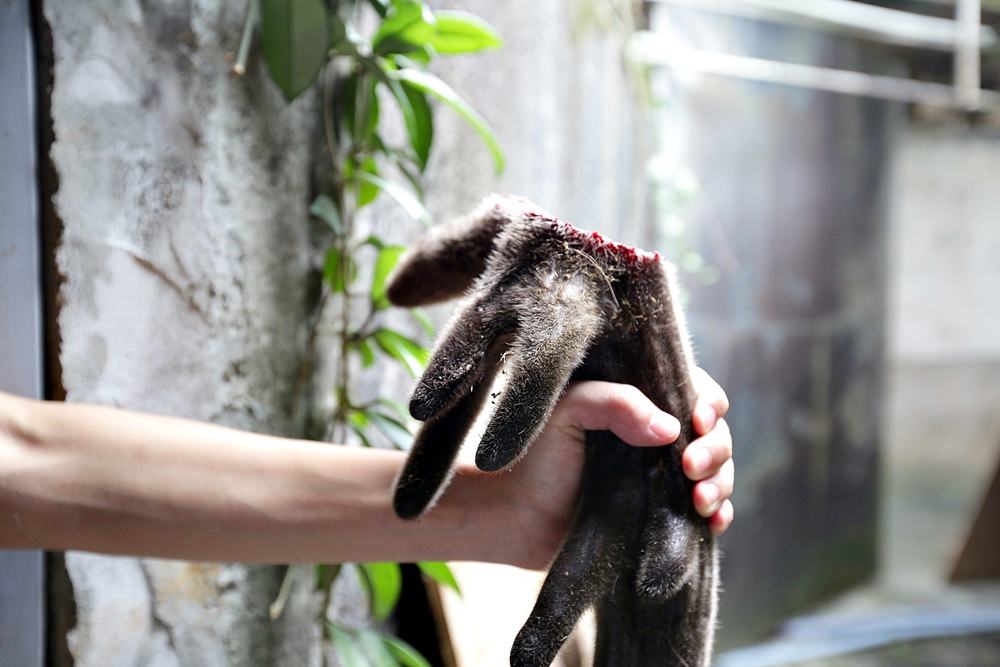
[387,195,718,667]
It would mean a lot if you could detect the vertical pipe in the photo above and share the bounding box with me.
[0,0,46,664]
[955,0,981,109]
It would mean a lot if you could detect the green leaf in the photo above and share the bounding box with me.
[330,624,368,667]
[409,308,435,338]
[390,69,504,174]
[315,563,341,590]
[372,245,406,309]
[366,0,390,18]
[357,630,398,667]
[358,562,402,621]
[356,77,381,146]
[369,411,413,450]
[373,329,429,377]
[348,410,375,448]
[382,634,432,667]
[323,247,357,292]
[373,1,422,46]
[348,419,374,448]
[354,339,376,367]
[357,156,380,208]
[402,85,433,170]
[395,46,432,65]
[310,194,342,234]
[340,73,380,146]
[356,234,386,251]
[367,59,433,171]
[373,1,436,53]
[348,409,371,430]
[417,561,461,595]
[337,73,360,135]
[374,7,500,58]
[427,12,502,54]
[260,0,330,101]
[353,171,431,226]
[387,146,428,195]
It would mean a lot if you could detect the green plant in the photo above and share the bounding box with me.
[236,0,503,663]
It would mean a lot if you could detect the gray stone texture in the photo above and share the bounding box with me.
[418,0,648,244]
[45,0,329,664]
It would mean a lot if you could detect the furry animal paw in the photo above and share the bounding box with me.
[387,195,718,667]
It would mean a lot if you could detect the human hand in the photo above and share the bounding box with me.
[492,370,733,569]
[686,366,734,535]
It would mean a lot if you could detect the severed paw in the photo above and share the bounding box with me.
[387,195,717,667]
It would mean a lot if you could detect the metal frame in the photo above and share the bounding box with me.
[0,0,46,665]
[632,0,998,110]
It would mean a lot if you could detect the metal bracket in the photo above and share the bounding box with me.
[632,0,997,110]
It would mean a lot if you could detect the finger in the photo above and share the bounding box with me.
[408,293,513,422]
[708,499,734,536]
[510,519,610,667]
[691,367,730,434]
[475,279,601,471]
[557,381,681,446]
[693,399,717,436]
[682,418,732,481]
[393,360,501,519]
[387,194,519,307]
[693,459,734,517]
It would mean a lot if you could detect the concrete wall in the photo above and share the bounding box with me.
[45,1,333,664]
[888,124,1000,364]
[420,0,648,241]
[881,122,1000,590]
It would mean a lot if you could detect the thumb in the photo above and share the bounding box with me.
[555,381,681,447]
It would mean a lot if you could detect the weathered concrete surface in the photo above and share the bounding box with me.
[888,126,1000,364]
[44,0,334,664]
[882,124,1000,591]
[418,0,649,244]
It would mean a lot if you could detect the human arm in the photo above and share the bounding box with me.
[0,370,732,567]
[0,391,509,564]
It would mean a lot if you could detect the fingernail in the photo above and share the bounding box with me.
[649,411,680,441]
[690,448,712,475]
[697,403,716,430]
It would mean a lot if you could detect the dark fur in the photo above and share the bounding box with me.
[387,195,718,666]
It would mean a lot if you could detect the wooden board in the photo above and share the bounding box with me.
[950,455,1000,582]
[430,562,595,667]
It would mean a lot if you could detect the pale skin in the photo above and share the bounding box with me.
[0,369,732,569]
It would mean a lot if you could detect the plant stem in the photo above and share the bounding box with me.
[289,288,329,428]
[322,58,356,445]
[322,60,340,174]
[269,565,296,620]
[348,307,377,343]
[233,0,258,76]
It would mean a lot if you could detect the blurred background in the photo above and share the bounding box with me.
[2,0,999,665]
